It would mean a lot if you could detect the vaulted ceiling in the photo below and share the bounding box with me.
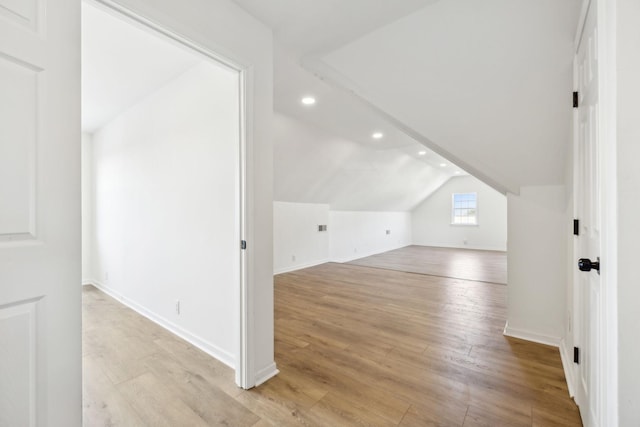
[82,4,201,132]
[234,0,582,198]
[272,46,464,210]
[83,0,582,211]
[231,0,438,56]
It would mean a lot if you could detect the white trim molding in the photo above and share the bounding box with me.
[596,0,619,425]
[503,322,561,347]
[254,362,279,387]
[330,244,412,264]
[87,281,236,368]
[274,259,329,275]
[559,338,577,398]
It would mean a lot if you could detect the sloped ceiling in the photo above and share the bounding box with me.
[83,0,458,212]
[231,0,438,56]
[234,0,582,198]
[320,0,581,193]
[273,46,466,210]
[82,3,201,132]
[274,112,451,211]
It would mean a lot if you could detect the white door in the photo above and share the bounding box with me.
[0,0,81,425]
[574,1,601,425]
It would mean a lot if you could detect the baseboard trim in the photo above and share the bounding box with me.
[331,243,412,264]
[254,362,279,387]
[411,243,507,252]
[559,338,576,398]
[274,259,329,275]
[503,322,561,347]
[86,280,235,369]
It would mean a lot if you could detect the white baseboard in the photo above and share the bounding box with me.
[503,322,561,347]
[254,362,279,387]
[411,243,507,252]
[274,259,329,275]
[86,280,235,369]
[331,243,412,264]
[559,338,576,398]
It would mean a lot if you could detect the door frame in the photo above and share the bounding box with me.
[85,0,252,388]
[572,0,618,424]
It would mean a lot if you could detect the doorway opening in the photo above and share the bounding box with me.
[80,0,248,400]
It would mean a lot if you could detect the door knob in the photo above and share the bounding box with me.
[578,257,600,274]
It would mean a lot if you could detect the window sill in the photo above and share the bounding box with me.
[450,223,479,227]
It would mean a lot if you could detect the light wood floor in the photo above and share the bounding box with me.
[348,245,508,285]
[83,259,580,426]
[82,285,259,426]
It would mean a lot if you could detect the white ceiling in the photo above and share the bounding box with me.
[82,3,201,133]
[82,0,458,212]
[232,0,438,56]
[274,112,452,211]
[274,46,463,173]
[82,0,581,210]
[321,0,581,193]
[234,0,582,196]
[272,44,468,210]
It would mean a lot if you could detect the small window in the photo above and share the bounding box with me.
[451,192,478,225]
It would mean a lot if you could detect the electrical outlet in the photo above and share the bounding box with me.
[292,255,296,262]
[175,300,180,315]
[104,272,109,282]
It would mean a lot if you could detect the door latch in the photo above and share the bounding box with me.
[578,257,600,274]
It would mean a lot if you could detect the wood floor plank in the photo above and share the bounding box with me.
[348,245,507,284]
[82,355,147,427]
[141,352,260,426]
[235,387,328,427]
[309,391,398,426]
[252,419,276,427]
[399,404,467,427]
[273,257,580,426]
[462,403,531,427]
[83,243,580,426]
[151,336,242,398]
[116,372,209,427]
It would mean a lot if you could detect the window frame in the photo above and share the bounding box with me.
[450,192,479,226]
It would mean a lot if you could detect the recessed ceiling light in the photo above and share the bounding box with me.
[454,171,461,175]
[440,163,447,167]
[301,96,316,105]
[418,150,427,156]
[372,132,384,139]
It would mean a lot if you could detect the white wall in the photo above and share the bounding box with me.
[617,0,640,422]
[109,0,275,386]
[90,63,240,367]
[329,211,412,263]
[273,202,329,274]
[412,175,507,251]
[273,203,411,273]
[505,186,567,345]
[81,132,93,283]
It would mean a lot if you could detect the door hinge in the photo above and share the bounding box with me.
[573,219,579,236]
[573,91,579,108]
[241,240,247,250]
[574,346,580,364]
